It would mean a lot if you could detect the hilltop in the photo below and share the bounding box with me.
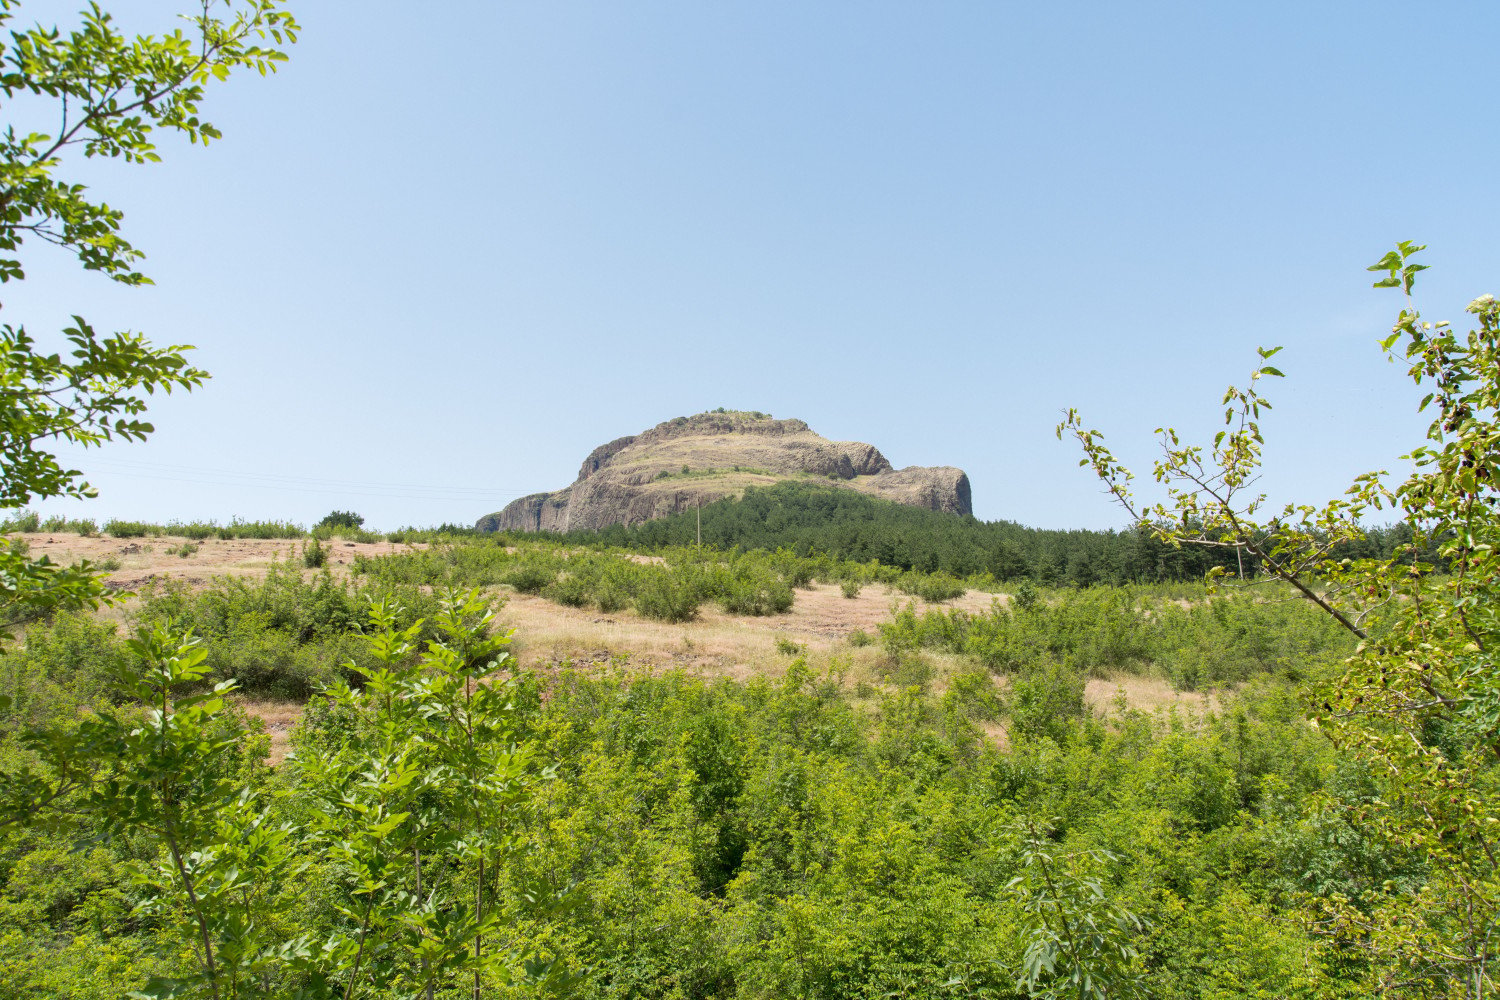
[476,410,971,532]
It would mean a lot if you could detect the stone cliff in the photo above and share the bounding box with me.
[475,411,972,533]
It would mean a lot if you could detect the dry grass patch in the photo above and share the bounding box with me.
[1086,674,1223,718]
[496,581,1001,683]
[238,698,303,764]
[11,534,429,625]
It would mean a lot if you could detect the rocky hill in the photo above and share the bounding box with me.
[476,411,971,533]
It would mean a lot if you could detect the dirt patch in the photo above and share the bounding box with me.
[14,532,426,589]
[1085,675,1223,718]
[237,698,303,764]
[493,582,1006,681]
[762,583,1001,642]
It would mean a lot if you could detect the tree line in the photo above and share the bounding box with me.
[556,481,1434,586]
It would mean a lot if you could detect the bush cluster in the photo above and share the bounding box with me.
[97,517,308,540]
[0,511,98,535]
[0,576,1418,997]
[126,560,441,698]
[879,585,1355,686]
[355,542,811,623]
[353,536,990,622]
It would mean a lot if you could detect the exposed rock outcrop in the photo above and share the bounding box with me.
[475,411,971,533]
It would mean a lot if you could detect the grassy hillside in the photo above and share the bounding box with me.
[0,535,1382,997]
[0,512,1465,997]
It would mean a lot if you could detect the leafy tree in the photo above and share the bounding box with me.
[1011,819,1146,1000]
[1061,243,1500,995]
[317,511,365,530]
[0,0,298,635]
[1,590,547,998]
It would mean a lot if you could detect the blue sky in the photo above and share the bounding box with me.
[12,1,1500,530]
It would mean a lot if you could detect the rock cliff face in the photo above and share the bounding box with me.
[475,412,972,533]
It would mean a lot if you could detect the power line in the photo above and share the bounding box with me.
[72,458,544,502]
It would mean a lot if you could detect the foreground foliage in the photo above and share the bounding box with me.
[1063,245,1500,995]
[2,585,1394,998]
[0,0,296,634]
[2,590,547,998]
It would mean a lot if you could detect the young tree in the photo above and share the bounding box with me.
[1059,243,1500,996]
[317,510,366,530]
[1,590,548,998]
[0,0,298,634]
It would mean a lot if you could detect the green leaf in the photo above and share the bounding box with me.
[128,976,196,999]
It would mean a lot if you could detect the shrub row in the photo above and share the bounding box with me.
[879,585,1356,687]
[126,561,443,697]
[353,542,802,623]
[353,537,990,621]
[0,511,97,535]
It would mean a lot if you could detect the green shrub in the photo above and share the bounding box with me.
[2,509,41,532]
[316,510,364,530]
[768,551,816,589]
[914,573,965,603]
[840,578,862,599]
[1009,659,1087,743]
[71,517,97,536]
[775,636,806,656]
[0,611,125,726]
[220,517,304,539]
[546,574,591,608]
[944,667,1002,721]
[719,573,794,616]
[302,538,327,568]
[1013,579,1039,611]
[596,579,630,614]
[103,519,149,538]
[634,571,699,622]
[504,561,556,594]
[129,561,440,697]
[847,628,873,647]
